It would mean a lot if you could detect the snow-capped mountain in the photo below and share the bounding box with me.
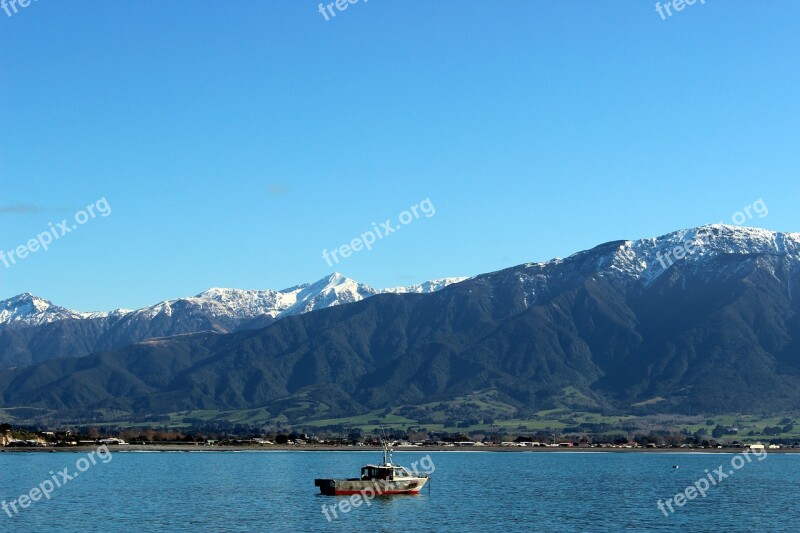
[602,224,800,284]
[0,293,82,326]
[3,225,798,371]
[6,225,800,420]
[380,278,466,294]
[5,226,797,331]
[0,273,468,329]
[0,293,129,327]
[0,273,467,369]
[507,225,800,310]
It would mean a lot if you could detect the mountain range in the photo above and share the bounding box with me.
[0,274,466,369]
[1,224,799,425]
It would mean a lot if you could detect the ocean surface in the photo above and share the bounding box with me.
[1,450,798,532]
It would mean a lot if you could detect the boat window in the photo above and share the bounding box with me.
[363,467,393,480]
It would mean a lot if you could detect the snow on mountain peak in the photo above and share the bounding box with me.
[601,225,800,285]
[507,225,800,311]
[14,225,794,330]
[0,293,80,327]
[381,277,469,294]
[130,273,468,325]
[0,274,467,329]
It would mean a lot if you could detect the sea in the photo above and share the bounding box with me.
[1,450,798,532]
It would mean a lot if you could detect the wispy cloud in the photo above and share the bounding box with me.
[0,204,43,215]
[268,184,289,196]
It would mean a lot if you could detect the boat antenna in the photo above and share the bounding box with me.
[379,424,392,466]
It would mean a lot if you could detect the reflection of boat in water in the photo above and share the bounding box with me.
[315,442,430,495]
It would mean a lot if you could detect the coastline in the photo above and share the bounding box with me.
[3,444,798,454]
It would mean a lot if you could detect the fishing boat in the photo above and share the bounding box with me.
[314,442,430,495]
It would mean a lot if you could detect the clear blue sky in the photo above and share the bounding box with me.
[1,0,798,311]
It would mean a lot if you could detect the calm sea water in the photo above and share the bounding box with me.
[1,450,798,532]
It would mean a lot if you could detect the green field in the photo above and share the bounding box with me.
[3,403,798,442]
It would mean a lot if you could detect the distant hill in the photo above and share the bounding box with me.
[1,225,799,423]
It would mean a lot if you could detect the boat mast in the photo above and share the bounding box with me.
[380,425,393,466]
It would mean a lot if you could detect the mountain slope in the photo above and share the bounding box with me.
[1,225,799,421]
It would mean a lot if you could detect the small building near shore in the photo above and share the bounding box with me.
[99,438,129,445]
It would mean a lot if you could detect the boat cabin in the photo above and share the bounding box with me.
[361,464,415,481]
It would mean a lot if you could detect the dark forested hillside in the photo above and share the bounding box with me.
[2,226,799,422]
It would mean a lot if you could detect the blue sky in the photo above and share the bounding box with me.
[1,0,798,311]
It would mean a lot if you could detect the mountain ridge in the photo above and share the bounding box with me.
[0,273,466,369]
[2,224,798,423]
[0,273,468,328]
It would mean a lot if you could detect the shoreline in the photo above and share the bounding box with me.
[3,444,798,454]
